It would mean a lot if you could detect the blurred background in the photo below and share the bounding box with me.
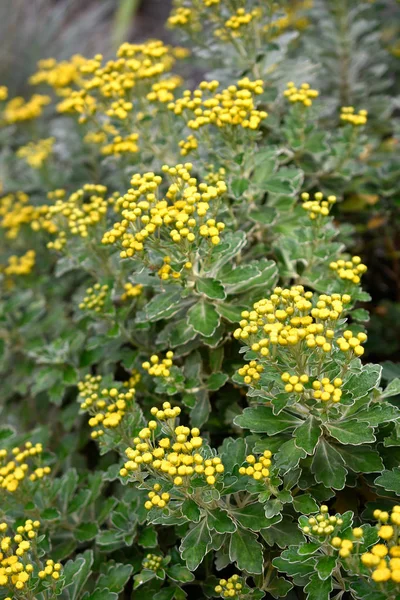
[0,0,173,96]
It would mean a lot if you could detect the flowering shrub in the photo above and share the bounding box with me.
[0,1,400,599]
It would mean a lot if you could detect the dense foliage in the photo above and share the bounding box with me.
[1,1,400,599]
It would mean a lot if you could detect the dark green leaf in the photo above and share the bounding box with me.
[229,527,263,574]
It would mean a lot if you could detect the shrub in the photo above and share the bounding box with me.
[0,1,400,599]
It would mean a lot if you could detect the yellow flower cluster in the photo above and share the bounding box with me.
[3,250,35,276]
[302,505,344,537]
[238,451,272,481]
[233,286,350,357]
[167,7,193,28]
[29,55,86,95]
[147,76,182,103]
[329,256,368,284]
[336,330,367,357]
[312,377,343,403]
[179,134,198,156]
[301,192,337,220]
[237,361,264,384]
[281,372,309,393]
[215,574,243,598]
[56,41,184,125]
[144,483,171,510]
[102,163,227,259]
[79,283,109,312]
[142,554,163,571]
[16,137,55,169]
[223,8,261,36]
[360,507,400,583]
[0,86,8,101]
[0,442,50,493]
[0,520,42,591]
[142,351,174,378]
[284,82,319,106]
[101,133,139,156]
[38,559,62,580]
[121,282,143,301]
[340,106,368,126]
[120,401,224,488]
[46,184,108,250]
[78,374,137,439]
[331,527,364,558]
[169,78,266,132]
[0,192,55,238]
[2,94,50,124]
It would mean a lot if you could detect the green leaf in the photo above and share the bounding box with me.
[231,178,249,197]
[229,527,263,574]
[205,231,247,274]
[260,177,294,194]
[136,289,182,323]
[266,574,293,599]
[181,498,201,522]
[261,518,305,549]
[138,526,158,548]
[207,372,228,391]
[335,445,383,473]
[274,439,307,474]
[230,503,271,531]
[343,364,382,399]
[325,420,375,445]
[207,508,236,533]
[315,555,337,581]
[83,591,118,600]
[294,417,321,454]
[166,564,195,583]
[96,562,133,593]
[220,437,247,474]
[382,378,400,398]
[154,589,175,600]
[249,207,277,226]
[375,468,400,495]
[133,570,156,589]
[187,300,220,338]
[311,439,347,490]
[219,264,261,294]
[292,494,319,514]
[41,508,61,520]
[180,519,210,571]
[63,550,94,600]
[351,308,370,322]
[76,522,99,543]
[234,407,303,434]
[215,303,246,323]
[196,277,226,300]
[304,572,332,600]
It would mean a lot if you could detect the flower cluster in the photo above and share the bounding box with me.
[121,282,143,301]
[78,374,137,439]
[329,256,368,284]
[237,361,264,385]
[101,133,139,156]
[46,184,108,250]
[215,574,243,598]
[169,78,266,136]
[79,283,110,313]
[3,250,35,277]
[16,137,55,169]
[120,401,225,489]
[301,191,337,220]
[312,377,343,403]
[142,352,174,379]
[29,55,86,95]
[142,554,163,571]
[0,519,61,595]
[233,286,350,356]
[0,86,8,101]
[281,372,309,393]
[2,94,50,124]
[336,330,367,357]
[340,106,368,126]
[0,442,50,493]
[238,451,272,482]
[284,82,319,106]
[222,8,261,37]
[144,483,171,510]
[102,163,227,261]
[360,507,400,583]
[301,505,344,537]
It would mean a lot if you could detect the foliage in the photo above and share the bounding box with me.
[0,1,400,599]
